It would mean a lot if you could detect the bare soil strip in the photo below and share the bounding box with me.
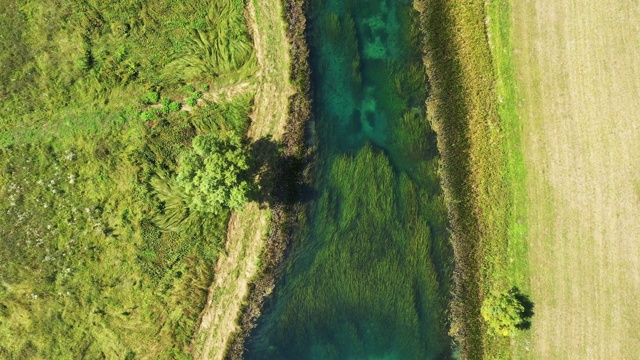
[191,0,293,358]
[513,1,640,357]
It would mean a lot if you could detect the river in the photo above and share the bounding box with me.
[246,0,453,358]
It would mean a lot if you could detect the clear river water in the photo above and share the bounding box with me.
[246,0,453,358]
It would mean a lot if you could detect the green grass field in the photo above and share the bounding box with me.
[0,0,259,357]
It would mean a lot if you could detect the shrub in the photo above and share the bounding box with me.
[176,132,251,214]
[201,84,210,91]
[160,98,172,113]
[481,288,530,336]
[169,101,182,112]
[193,91,203,99]
[142,91,160,104]
[77,50,93,71]
[184,85,196,93]
[140,110,155,121]
[186,98,197,107]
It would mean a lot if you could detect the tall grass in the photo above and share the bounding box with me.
[165,0,257,83]
[416,0,527,357]
[0,0,259,357]
[190,93,254,135]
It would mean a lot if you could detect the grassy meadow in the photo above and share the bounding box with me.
[0,0,261,357]
[483,0,530,356]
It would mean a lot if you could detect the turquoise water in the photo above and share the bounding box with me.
[246,1,453,359]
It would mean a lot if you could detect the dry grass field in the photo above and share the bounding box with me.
[513,0,640,357]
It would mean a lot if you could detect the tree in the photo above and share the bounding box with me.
[481,287,528,336]
[176,132,251,215]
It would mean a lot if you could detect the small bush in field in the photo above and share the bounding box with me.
[169,101,181,112]
[184,85,195,93]
[481,287,531,336]
[201,84,210,91]
[186,98,197,107]
[142,91,160,104]
[176,132,251,214]
[140,110,155,121]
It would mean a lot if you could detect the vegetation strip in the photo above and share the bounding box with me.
[190,0,309,358]
[483,0,531,356]
[416,0,528,357]
[223,0,310,357]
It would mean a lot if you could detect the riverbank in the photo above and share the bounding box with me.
[418,0,528,357]
[224,0,311,358]
[191,0,306,358]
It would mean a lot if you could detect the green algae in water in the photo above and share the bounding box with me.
[246,0,453,359]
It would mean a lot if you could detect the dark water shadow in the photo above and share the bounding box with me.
[248,136,316,208]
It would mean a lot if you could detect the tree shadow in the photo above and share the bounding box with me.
[512,287,535,330]
[248,135,316,208]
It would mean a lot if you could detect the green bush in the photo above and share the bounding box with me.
[176,132,251,214]
[481,288,527,336]
[169,101,182,112]
[161,98,172,113]
[142,91,160,104]
[184,85,196,93]
[77,49,93,71]
[140,110,155,121]
[201,84,210,91]
[186,98,197,107]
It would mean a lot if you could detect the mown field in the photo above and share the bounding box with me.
[0,0,265,358]
[511,0,640,357]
